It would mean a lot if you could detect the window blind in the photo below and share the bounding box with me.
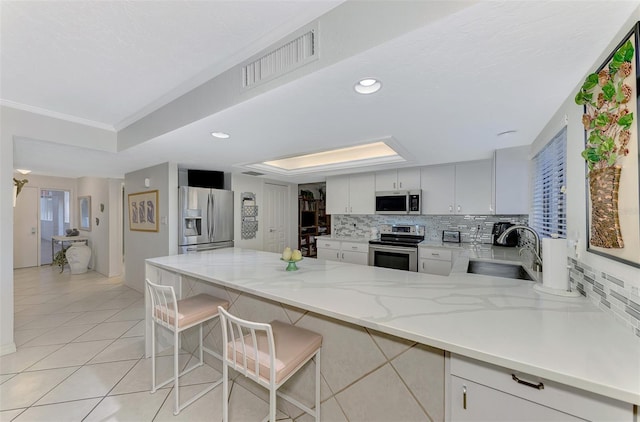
[531,127,567,239]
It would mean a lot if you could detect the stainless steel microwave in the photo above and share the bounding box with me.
[375,190,421,215]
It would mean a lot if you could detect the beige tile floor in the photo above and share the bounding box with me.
[1,266,293,422]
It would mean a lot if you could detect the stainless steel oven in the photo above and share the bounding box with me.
[368,224,424,272]
[369,243,418,272]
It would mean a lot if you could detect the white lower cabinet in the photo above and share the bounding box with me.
[419,247,453,276]
[448,354,634,421]
[316,239,368,265]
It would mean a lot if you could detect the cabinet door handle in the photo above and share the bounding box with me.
[449,205,453,213]
[431,253,440,256]
[336,252,339,259]
[457,205,461,213]
[399,182,402,188]
[512,374,544,390]
[352,246,358,249]
[463,385,467,409]
[422,261,425,270]
[341,253,344,259]
[393,182,396,189]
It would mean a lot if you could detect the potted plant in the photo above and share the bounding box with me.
[575,39,634,248]
[53,246,69,273]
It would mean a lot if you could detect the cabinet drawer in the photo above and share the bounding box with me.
[316,239,340,250]
[341,242,369,253]
[420,259,451,276]
[450,354,633,421]
[450,375,583,421]
[420,247,452,261]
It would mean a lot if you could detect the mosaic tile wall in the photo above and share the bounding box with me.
[332,214,528,244]
[568,258,640,338]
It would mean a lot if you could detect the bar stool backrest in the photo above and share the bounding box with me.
[146,280,179,332]
[218,306,277,389]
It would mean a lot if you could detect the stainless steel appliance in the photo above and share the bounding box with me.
[368,224,425,271]
[375,190,421,215]
[179,186,234,254]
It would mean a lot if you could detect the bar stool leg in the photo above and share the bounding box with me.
[269,388,276,422]
[315,350,321,422]
[173,330,180,416]
[199,324,203,366]
[222,362,229,422]
[151,321,156,393]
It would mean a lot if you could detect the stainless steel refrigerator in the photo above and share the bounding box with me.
[178,186,234,254]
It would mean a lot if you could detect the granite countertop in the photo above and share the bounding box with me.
[147,247,640,405]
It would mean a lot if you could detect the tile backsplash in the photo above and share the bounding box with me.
[568,258,640,337]
[332,214,528,244]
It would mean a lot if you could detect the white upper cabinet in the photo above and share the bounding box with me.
[349,173,375,214]
[455,160,494,215]
[326,173,375,215]
[375,168,421,191]
[420,165,455,214]
[494,146,530,215]
[421,160,494,215]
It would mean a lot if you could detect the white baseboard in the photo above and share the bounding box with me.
[0,342,17,356]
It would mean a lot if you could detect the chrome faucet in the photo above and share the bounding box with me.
[497,225,542,271]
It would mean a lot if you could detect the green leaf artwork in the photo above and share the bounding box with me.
[575,36,635,172]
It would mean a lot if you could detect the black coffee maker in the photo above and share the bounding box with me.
[492,222,519,246]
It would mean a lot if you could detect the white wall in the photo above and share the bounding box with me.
[531,8,640,290]
[77,177,124,277]
[1,126,16,355]
[124,162,178,292]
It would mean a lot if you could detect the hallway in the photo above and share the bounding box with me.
[1,267,292,421]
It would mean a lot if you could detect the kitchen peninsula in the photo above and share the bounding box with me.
[145,248,639,420]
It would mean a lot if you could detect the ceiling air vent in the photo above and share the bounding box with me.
[242,26,317,89]
[242,171,265,177]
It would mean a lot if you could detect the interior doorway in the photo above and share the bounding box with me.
[39,189,71,265]
[263,183,288,253]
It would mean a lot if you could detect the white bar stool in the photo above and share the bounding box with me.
[146,279,229,415]
[218,306,322,422]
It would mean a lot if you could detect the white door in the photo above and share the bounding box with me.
[14,186,39,268]
[263,183,288,253]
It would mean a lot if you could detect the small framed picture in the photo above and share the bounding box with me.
[128,190,159,232]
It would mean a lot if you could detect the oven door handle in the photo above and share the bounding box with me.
[370,245,415,253]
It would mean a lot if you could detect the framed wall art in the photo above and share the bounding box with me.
[576,22,640,267]
[128,190,159,232]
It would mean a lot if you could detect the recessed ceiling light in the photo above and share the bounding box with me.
[354,78,382,94]
[211,132,230,139]
[15,169,31,174]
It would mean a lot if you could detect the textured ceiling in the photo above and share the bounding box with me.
[4,1,640,181]
[0,0,343,128]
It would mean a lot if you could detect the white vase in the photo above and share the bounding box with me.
[66,244,91,274]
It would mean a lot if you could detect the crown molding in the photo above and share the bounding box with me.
[0,100,116,131]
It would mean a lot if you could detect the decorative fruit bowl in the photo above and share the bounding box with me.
[280,257,302,271]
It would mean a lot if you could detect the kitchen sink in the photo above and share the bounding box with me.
[466,261,533,281]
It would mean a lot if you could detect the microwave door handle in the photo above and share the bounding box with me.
[406,195,410,213]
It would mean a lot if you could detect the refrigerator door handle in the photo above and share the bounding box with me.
[210,193,215,239]
[206,193,212,241]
